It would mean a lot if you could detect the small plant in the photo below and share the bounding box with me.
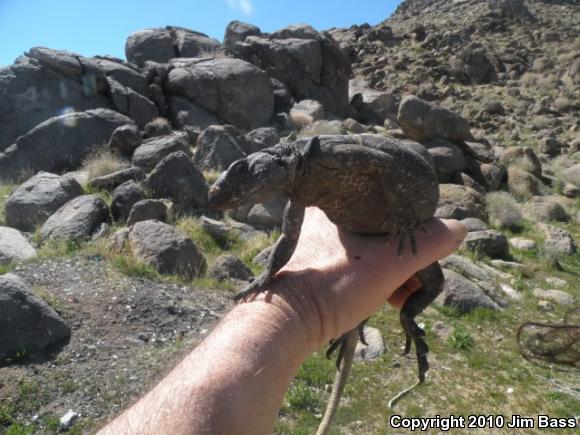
[447,325,474,351]
[285,381,321,412]
[82,146,127,180]
[486,191,523,229]
[110,255,159,280]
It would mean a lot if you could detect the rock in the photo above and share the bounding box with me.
[4,173,83,232]
[125,26,222,66]
[127,199,172,227]
[499,147,542,178]
[561,164,580,188]
[539,223,576,256]
[462,230,509,259]
[111,181,145,222]
[537,300,554,312]
[522,196,569,223]
[165,57,273,130]
[507,167,543,199]
[208,255,253,282]
[40,195,110,241]
[562,183,580,198]
[460,218,488,232]
[490,259,524,271]
[145,151,208,212]
[436,269,501,313]
[424,138,466,182]
[194,125,250,171]
[0,227,36,265]
[440,254,509,284]
[300,120,346,137]
[0,109,133,180]
[110,227,130,251]
[143,117,173,138]
[167,96,220,135]
[224,21,261,47]
[290,99,325,127]
[349,79,396,124]
[499,284,523,301]
[545,277,568,288]
[539,136,562,156]
[88,167,146,192]
[509,237,536,251]
[108,124,142,156]
[246,127,280,150]
[132,134,191,172]
[232,25,351,115]
[0,48,112,152]
[107,77,158,128]
[246,199,286,230]
[93,56,148,95]
[397,95,473,143]
[59,410,79,430]
[480,163,505,191]
[354,327,385,361]
[198,216,265,244]
[450,47,497,84]
[438,184,486,220]
[532,288,574,305]
[128,220,206,278]
[0,273,71,362]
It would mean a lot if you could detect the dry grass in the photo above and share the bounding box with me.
[82,147,127,180]
[486,192,523,229]
[198,48,231,59]
[520,72,561,88]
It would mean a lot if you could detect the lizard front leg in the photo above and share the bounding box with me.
[234,199,305,301]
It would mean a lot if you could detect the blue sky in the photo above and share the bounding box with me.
[0,0,401,67]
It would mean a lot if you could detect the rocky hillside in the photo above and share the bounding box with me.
[0,0,579,433]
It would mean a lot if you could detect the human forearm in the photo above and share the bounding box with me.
[99,288,316,435]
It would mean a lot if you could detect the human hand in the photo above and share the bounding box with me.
[254,207,467,350]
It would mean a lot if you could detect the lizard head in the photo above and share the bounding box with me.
[208,143,303,210]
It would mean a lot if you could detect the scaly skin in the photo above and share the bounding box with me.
[209,134,444,434]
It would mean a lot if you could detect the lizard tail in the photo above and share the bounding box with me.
[316,330,358,435]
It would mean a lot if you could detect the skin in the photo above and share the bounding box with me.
[99,208,466,435]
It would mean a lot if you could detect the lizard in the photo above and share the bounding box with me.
[208,134,445,434]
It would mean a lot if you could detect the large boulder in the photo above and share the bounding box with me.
[164,57,274,130]
[128,220,206,278]
[0,227,36,265]
[522,197,569,223]
[450,47,497,84]
[127,199,172,227]
[125,26,223,66]
[167,96,220,134]
[499,146,542,178]
[207,255,253,282]
[40,195,110,241]
[539,223,577,256]
[349,79,396,124]
[193,125,250,171]
[436,269,502,313]
[507,167,543,199]
[231,24,351,115]
[0,48,112,152]
[88,166,146,192]
[132,133,191,172]
[224,21,261,47]
[0,273,70,363]
[437,184,486,220]
[424,138,466,182]
[397,95,473,143]
[145,151,208,212]
[107,78,158,128]
[111,181,146,222]
[462,230,509,259]
[4,172,83,232]
[0,109,133,180]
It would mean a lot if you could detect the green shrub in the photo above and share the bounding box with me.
[486,191,523,229]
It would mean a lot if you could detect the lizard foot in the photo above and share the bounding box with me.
[395,223,419,257]
[233,274,272,302]
[326,321,366,369]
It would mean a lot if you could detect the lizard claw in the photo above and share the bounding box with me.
[233,275,271,301]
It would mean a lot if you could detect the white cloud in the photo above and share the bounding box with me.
[226,0,254,16]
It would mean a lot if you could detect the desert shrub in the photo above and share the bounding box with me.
[486,191,523,229]
[82,147,127,180]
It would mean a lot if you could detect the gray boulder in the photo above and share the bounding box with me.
[165,57,273,130]
[128,220,206,278]
[438,184,486,220]
[167,96,220,135]
[93,56,149,95]
[397,95,473,143]
[125,26,223,66]
[354,327,385,361]
[0,48,111,152]
[425,138,466,182]
[507,167,543,199]
[108,124,142,156]
[450,47,497,84]
[194,125,249,171]
[499,147,542,178]
[145,151,208,212]
[198,216,265,244]
[0,273,70,363]
[40,195,110,241]
[132,133,191,172]
[349,79,396,124]
[246,200,286,230]
[232,25,351,115]
[436,269,501,313]
[522,197,569,223]
[208,255,253,282]
[224,21,261,47]
[539,223,577,256]
[246,127,280,149]
[462,230,509,259]
[107,78,158,128]
[532,288,574,305]
[0,227,36,265]
[4,172,83,232]
[127,199,172,227]
[290,99,325,126]
[509,237,537,251]
[111,181,146,222]
[88,166,146,192]
[0,109,133,180]
[480,163,505,191]
[460,218,488,232]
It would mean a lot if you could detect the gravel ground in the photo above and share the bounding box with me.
[0,256,232,433]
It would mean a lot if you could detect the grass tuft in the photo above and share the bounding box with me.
[82,147,127,180]
[486,191,523,230]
